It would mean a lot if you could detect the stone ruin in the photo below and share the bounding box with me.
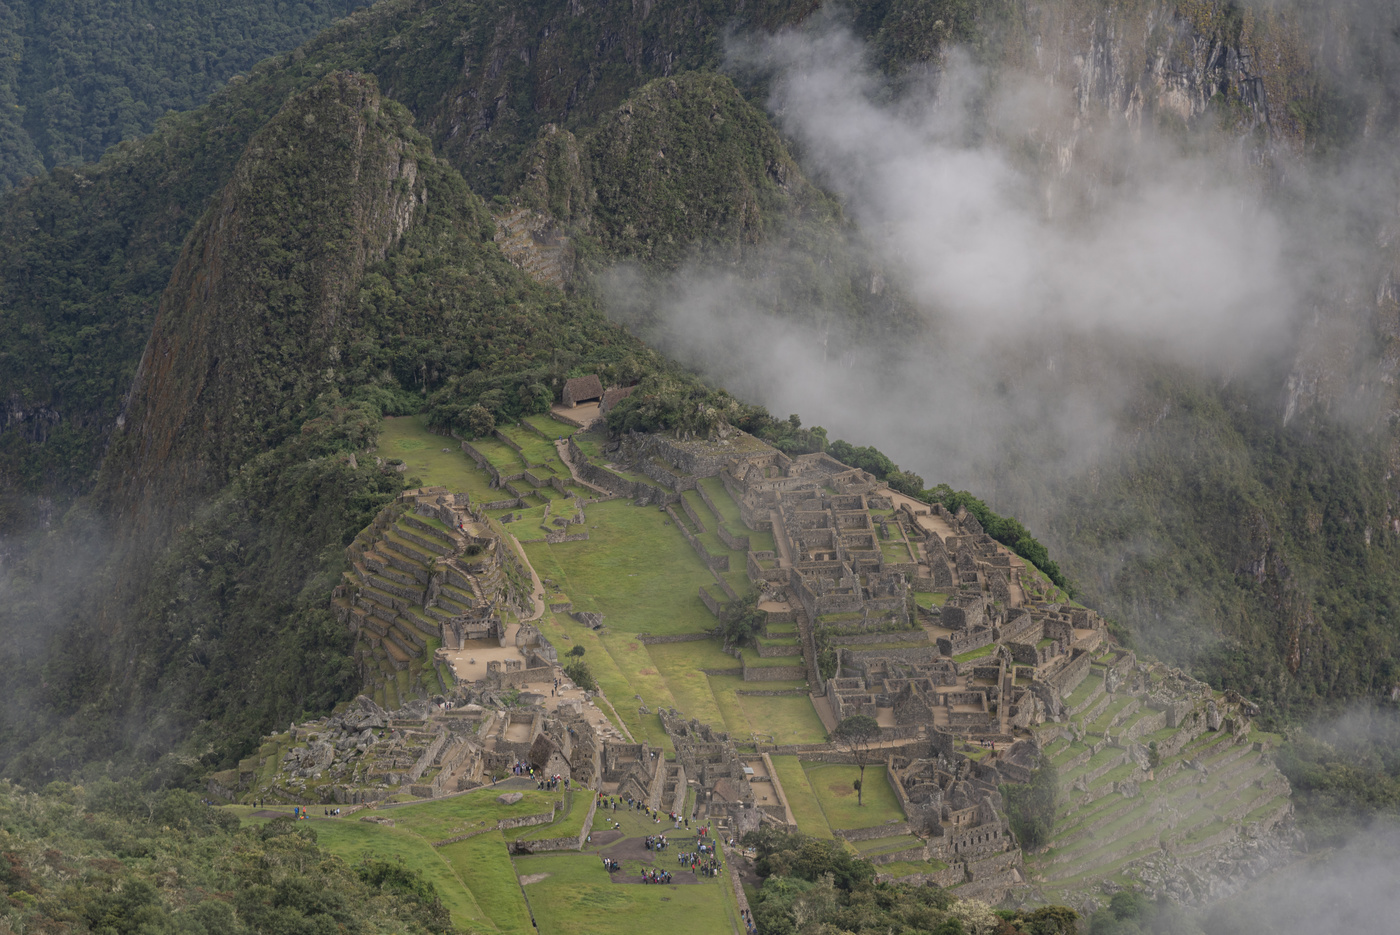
[209,677,618,808]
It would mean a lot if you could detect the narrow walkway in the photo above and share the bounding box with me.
[554,438,611,496]
[769,510,794,568]
[505,531,546,623]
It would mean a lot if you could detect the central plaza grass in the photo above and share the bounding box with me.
[514,800,738,935]
[523,499,718,636]
[803,763,906,832]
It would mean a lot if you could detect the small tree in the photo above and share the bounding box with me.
[722,595,763,649]
[832,714,880,807]
[566,645,586,658]
[466,404,495,438]
[563,660,597,692]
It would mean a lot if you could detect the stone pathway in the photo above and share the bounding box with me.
[554,438,610,496]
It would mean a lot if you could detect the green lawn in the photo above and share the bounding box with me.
[514,788,590,842]
[534,611,664,747]
[914,591,948,608]
[260,818,496,932]
[376,415,497,502]
[735,693,826,745]
[439,832,536,935]
[497,424,567,468]
[876,858,950,878]
[514,800,738,935]
[522,500,719,636]
[525,413,579,438]
[375,786,560,841]
[471,436,529,473]
[769,756,832,838]
[802,763,906,832]
[235,789,567,934]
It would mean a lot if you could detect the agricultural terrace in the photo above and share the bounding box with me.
[378,415,826,750]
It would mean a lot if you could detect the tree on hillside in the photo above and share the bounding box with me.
[1001,756,1058,850]
[832,714,881,806]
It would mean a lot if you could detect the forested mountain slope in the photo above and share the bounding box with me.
[0,0,377,190]
[0,0,1397,790]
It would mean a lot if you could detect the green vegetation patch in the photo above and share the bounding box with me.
[523,499,719,636]
[439,832,536,935]
[378,415,497,502]
[769,756,833,838]
[952,643,996,663]
[801,763,905,831]
[300,819,493,931]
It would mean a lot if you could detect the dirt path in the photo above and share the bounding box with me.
[555,438,610,496]
[505,531,546,622]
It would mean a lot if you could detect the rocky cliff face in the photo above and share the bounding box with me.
[101,72,426,531]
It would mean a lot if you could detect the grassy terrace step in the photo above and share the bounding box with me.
[368,572,426,603]
[433,593,471,615]
[1054,793,1144,845]
[376,634,411,664]
[382,530,440,564]
[402,609,442,640]
[357,584,403,613]
[1076,692,1113,727]
[1062,675,1103,714]
[1086,697,1137,735]
[402,513,456,541]
[393,520,455,555]
[363,556,422,588]
[1058,746,1127,790]
[439,582,477,605]
[1052,799,1160,857]
[385,629,419,659]
[1040,821,1163,880]
[855,835,925,856]
[1114,706,1160,738]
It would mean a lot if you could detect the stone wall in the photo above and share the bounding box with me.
[665,505,730,571]
[565,437,677,505]
[833,821,912,842]
[1050,650,1094,697]
[839,646,941,668]
[826,629,928,646]
[716,524,749,551]
[509,792,599,853]
[742,662,807,681]
[638,631,717,645]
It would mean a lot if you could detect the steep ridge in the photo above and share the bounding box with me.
[99,71,425,533]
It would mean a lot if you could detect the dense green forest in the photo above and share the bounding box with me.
[0,780,452,935]
[0,0,375,190]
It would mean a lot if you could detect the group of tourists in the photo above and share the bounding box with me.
[644,834,668,851]
[322,807,342,816]
[639,869,674,884]
[536,774,567,791]
[678,847,722,877]
[741,908,757,934]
